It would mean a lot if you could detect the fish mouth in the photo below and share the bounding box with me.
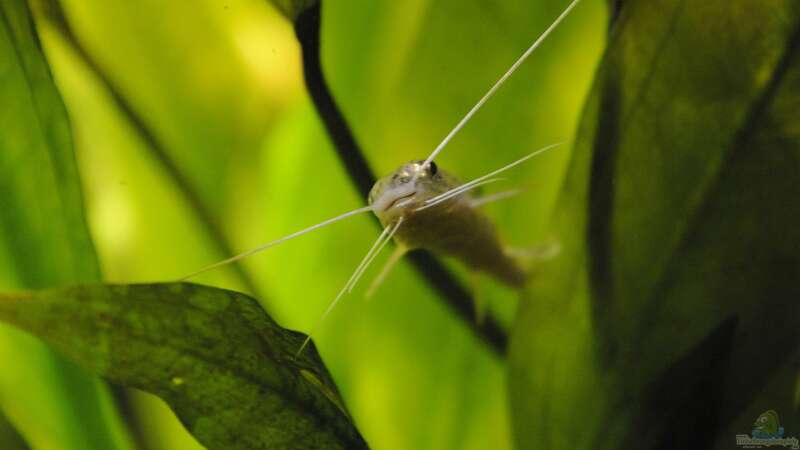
[384,192,416,211]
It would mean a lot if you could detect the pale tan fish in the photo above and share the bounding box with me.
[180,0,581,354]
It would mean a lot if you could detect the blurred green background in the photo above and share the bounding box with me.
[2,0,606,448]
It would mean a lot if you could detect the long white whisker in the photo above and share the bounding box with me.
[180,205,374,281]
[297,218,404,356]
[417,142,561,212]
[347,221,402,294]
[349,218,404,295]
[424,142,564,207]
[343,221,395,294]
[416,178,505,212]
[419,0,581,171]
[425,176,507,204]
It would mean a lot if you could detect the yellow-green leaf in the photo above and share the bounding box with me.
[0,0,130,448]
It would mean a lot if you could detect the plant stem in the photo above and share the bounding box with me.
[294,2,508,357]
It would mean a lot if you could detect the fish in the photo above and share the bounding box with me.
[181,0,581,354]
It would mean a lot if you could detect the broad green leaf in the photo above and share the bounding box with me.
[0,0,130,448]
[0,283,368,450]
[510,0,800,449]
[40,0,605,449]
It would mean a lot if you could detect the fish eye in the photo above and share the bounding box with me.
[400,176,411,184]
[429,161,438,176]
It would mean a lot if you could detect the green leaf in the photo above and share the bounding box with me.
[0,0,98,284]
[510,0,800,448]
[0,282,369,450]
[0,410,29,450]
[40,0,606,448]
[0,0,130,448]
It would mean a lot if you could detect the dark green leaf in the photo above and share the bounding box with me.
[0,0,130,447]
[0,410,29,450]
[510,0,800,448]
[0,282,368,450]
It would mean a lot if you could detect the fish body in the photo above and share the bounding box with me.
[369,160,526,288]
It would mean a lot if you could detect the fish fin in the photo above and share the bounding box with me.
[298,218,403,356]
[469,187,526,208]
[506,238,562,284]
[365,245,407,300]
[507,240,561,263]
